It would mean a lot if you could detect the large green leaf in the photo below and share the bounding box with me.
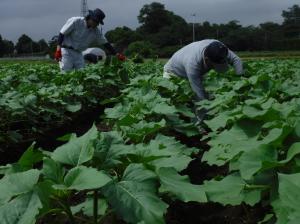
[54,166,112,191]
[201,173,263,206]
[202,120,288,166]
[121,119,166,143]
[102,164,168,224]
[0,191,42,224]
[51,125,98,166]
[239,145,278,180]
[0,169,40,205]
[157,167,207,203]
[239,142,300,180]
[273,173,300,224]
[129,134,197,171]
[94,131,131,170]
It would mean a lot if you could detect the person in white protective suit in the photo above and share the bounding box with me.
[164,39,243,125]
[54,8,125,72]
[83,47,106,64]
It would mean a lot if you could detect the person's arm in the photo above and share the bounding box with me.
[94,29,125,61]
[94,30,118,56]
[57,18,77,50]
[103,43,117,55]
[227,50,243,75]
[186,66,207,101]
[57,33,64,50]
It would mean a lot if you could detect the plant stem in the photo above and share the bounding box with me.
[56,198,76,224]
[98,210,113,224]
[94,190,99,224]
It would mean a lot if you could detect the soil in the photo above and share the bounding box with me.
[0,106,106,165]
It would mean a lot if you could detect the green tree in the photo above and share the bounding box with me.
[15,34,34,54]
[105,26,142,51]
[0,35,4,57]
[0,35,15,57]
[2,40,15,56]
[282,5,300,38]
[138,2,172,34]
[126,41,155,58]
[37,39,49,53]
[137,2,189,47]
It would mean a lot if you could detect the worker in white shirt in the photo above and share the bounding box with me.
[164,39,243,125]
[164,39,243,101]
[55,8,125,72]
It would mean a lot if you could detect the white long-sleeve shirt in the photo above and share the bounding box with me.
[60,17,108,52]
[164,39,243,100]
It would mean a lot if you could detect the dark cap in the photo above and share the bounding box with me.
[84,53,98,64]
[205,41,229,64]
[88,8,105,25]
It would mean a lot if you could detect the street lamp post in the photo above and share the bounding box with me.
[191,13,196,42]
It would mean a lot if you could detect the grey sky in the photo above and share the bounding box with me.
[0,0,298,43]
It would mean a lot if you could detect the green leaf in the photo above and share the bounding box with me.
[201,173,263,206]
[204,111,233,131]
[239,142,300,181]
[239,145,277,180]
[129,134,196,171]
[18,143,43,169]
[51,125,98,166]
[295,121,300,138]
[55,166,112,191]
[66,103,82,112]
[94,131,130,170]
[273,173,300,224]
[121,119,166,143]
[153,103,177,115]
[157,167,207,203]
[102,164,168,224]
[42,158,65,184]
[202,120,262,166]
[258,214,274,224]
[279,142,300,164]
[71,198,108,217]
[203,120,288,166]
[0,191,42,224]
[0,169,40,205]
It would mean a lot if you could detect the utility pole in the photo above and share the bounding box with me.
[81,0,88,17]
[191,13,196,42]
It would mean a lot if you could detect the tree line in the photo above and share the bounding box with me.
[106,3,300,57]
[0,2,299,58]
[0,34,50,57]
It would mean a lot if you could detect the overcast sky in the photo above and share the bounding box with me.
[0,0,298,43]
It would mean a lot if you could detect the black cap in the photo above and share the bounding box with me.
[205,41,229,64]
[88,8,105,25]
[84,54,98,64]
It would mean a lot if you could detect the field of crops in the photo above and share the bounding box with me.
[0,59,300,224]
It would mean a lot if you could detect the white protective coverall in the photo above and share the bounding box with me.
[82,48,107,61]
[164,39,243,101]
[59,17,107,72]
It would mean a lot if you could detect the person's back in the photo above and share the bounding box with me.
[163,39,243,101]
[164,39,216,78]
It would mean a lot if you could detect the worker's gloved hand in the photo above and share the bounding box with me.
[54,48,62,61]
[116,53,126,62]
